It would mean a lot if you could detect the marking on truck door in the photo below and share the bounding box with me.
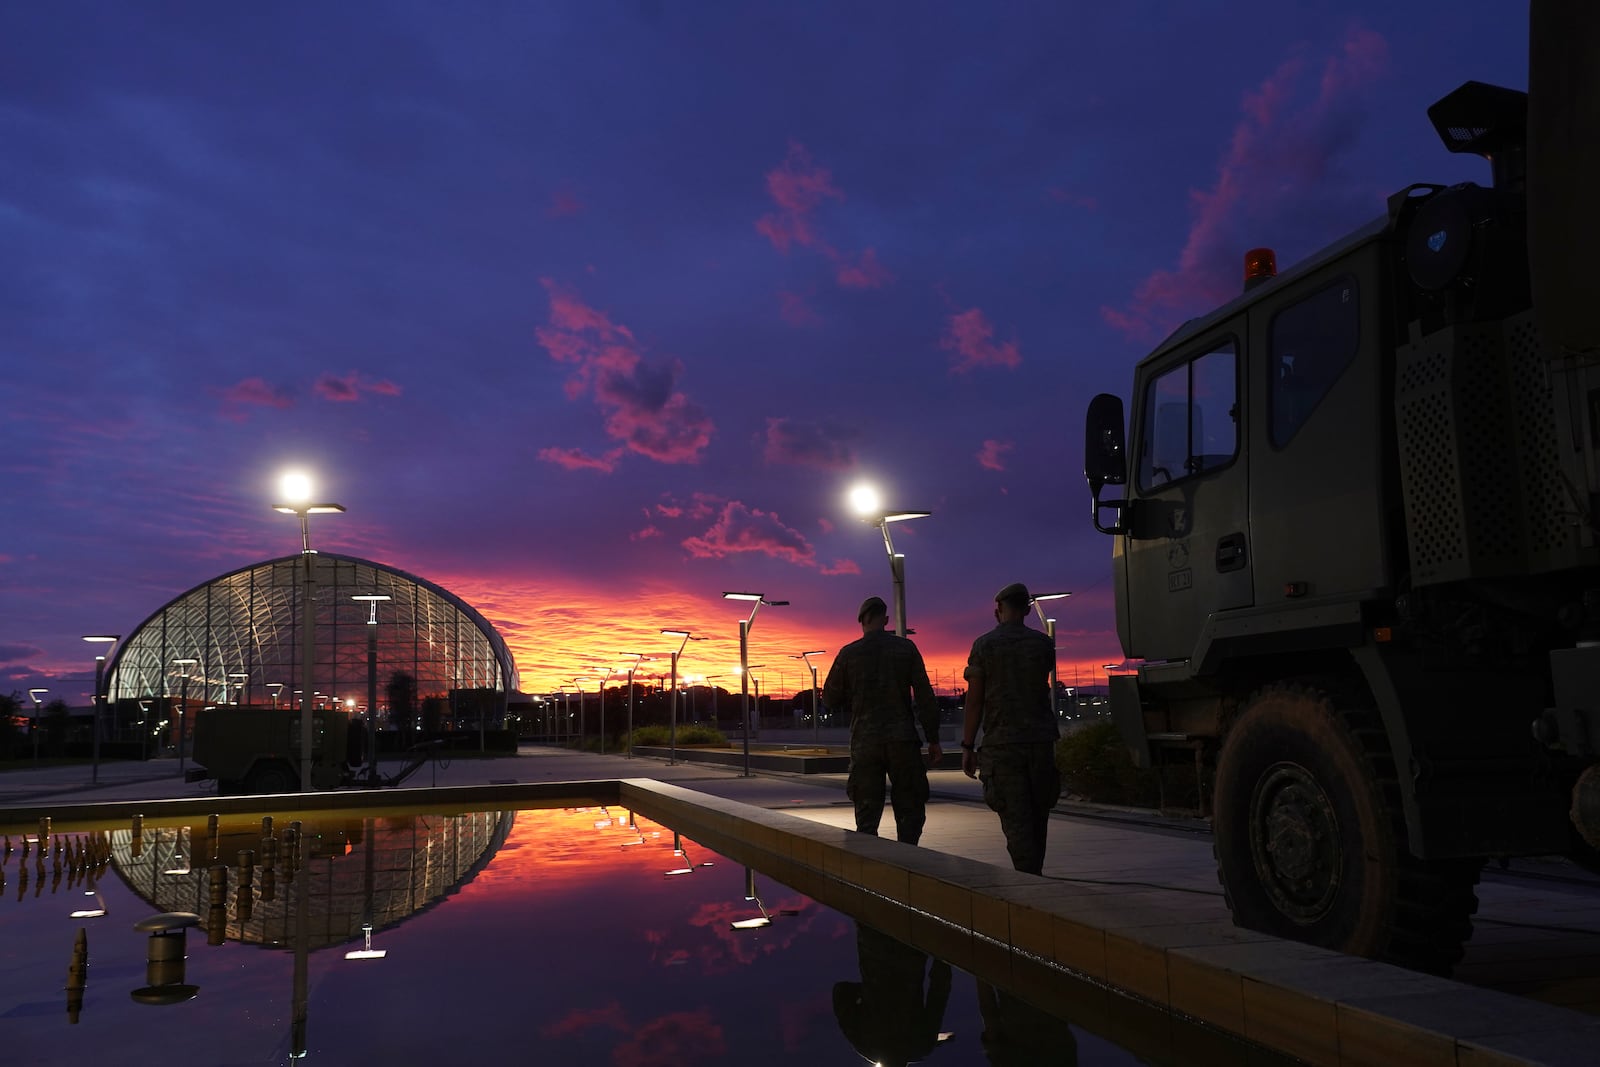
[1168,541,1189,569]
[1168,568,1193,592]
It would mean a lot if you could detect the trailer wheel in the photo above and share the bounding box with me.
[1212,684,1479,975]
[243,762,297,796]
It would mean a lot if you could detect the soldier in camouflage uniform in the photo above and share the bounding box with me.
[960,582,1061,875]
[824,596,942,844]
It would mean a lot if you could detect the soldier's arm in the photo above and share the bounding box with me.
[962,655,984,748]
[910,649,940,744]
[822,654,847,711]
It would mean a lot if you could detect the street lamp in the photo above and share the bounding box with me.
[589,667,617,754]
[228,673,249,706]
[172,658,198,776]
[723,592,788,777]
[791,651,826,743]
[559,684,580,742]
[28,688,46,763]
[659,631,698,766]
[273,470,345,793]
[848,483,930,638]
[1031,592,1071,717]
[352,594,391,787]
[82,635,120,785]
[268,682,284,709]
[619,654,652,758]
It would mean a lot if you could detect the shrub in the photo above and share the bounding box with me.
[627,724,727,748]
[1056,720,1161,807]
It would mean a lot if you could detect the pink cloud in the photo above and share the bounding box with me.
[314,372,403,403]
[540,1001,629,1039]
[940,307,1021,373]
[217,377,294,420]
[778,290,820,327]
[755,141,842,253]
[537,446,624,472]
[682,501,816,567]
[655,503,682,518]
[1047,187,1098,210]
[817,517,834,534]
[547,189,584,218]
[820,558,860,576]
[834,247,892,289]
[763,417,858,470]
[630,525,661,541]
[756,142,893,295]
[613,1011,726,1067]
[977,439,1014,471]
[535,281,714,464]
[1101,25,1390,342]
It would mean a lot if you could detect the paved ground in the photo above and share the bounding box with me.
[4,744,1599,1017]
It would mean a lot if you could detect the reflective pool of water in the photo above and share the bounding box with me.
[0,805,1291,1065]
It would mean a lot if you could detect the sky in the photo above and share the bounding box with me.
[1,1,1530,702]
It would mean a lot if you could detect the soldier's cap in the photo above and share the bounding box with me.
[995,582,1031,607]
[857,596,888,622]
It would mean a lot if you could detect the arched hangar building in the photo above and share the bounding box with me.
[106,554,519,731]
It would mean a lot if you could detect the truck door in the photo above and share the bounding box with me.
[1123,328,1253,662]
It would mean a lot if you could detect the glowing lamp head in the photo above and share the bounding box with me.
[279,471,314,504]
[849,483,881,517]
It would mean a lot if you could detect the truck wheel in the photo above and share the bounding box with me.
[1212,684,1479,975]
[243,763,297,795]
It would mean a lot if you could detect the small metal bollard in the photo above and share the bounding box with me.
[206,866,229,946]
[131,913,200,1006]
[66,928,88,1024]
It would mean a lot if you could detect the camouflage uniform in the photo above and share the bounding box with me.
[824,627,940,844]
[965,608,1060,875]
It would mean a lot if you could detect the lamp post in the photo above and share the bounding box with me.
[28,688,46,763]
[353,594,391,787]
[83,635,120,785]
[736,664,766,744]
[273,470,345,793]
[268,682,284,709]
[620,654,651,758]
[559,683,579,743]
[1031,592,1071,717]
[848,484,930,638]
[590,667,617,754]
[723,593,788,778]
[228,673,249,706]
[791,651,826,743]
[660,631,695,766]
[172,658,197,776]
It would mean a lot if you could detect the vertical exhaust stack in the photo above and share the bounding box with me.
[1527,0,1600,361]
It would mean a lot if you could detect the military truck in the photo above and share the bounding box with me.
[1082,4,1600,974]
[189,705,357,793]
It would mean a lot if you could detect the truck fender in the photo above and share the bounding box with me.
[1348,644,1427,856]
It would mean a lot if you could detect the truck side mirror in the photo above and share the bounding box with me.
[1084,393,1128,534]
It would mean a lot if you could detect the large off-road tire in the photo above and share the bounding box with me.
[1212,684,1479,975]
[243,761,297,796]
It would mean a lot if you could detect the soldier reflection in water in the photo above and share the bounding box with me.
[975,980,1078,1066]
[833,922,953,1066]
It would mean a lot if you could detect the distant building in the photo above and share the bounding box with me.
[106,554,519,731]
